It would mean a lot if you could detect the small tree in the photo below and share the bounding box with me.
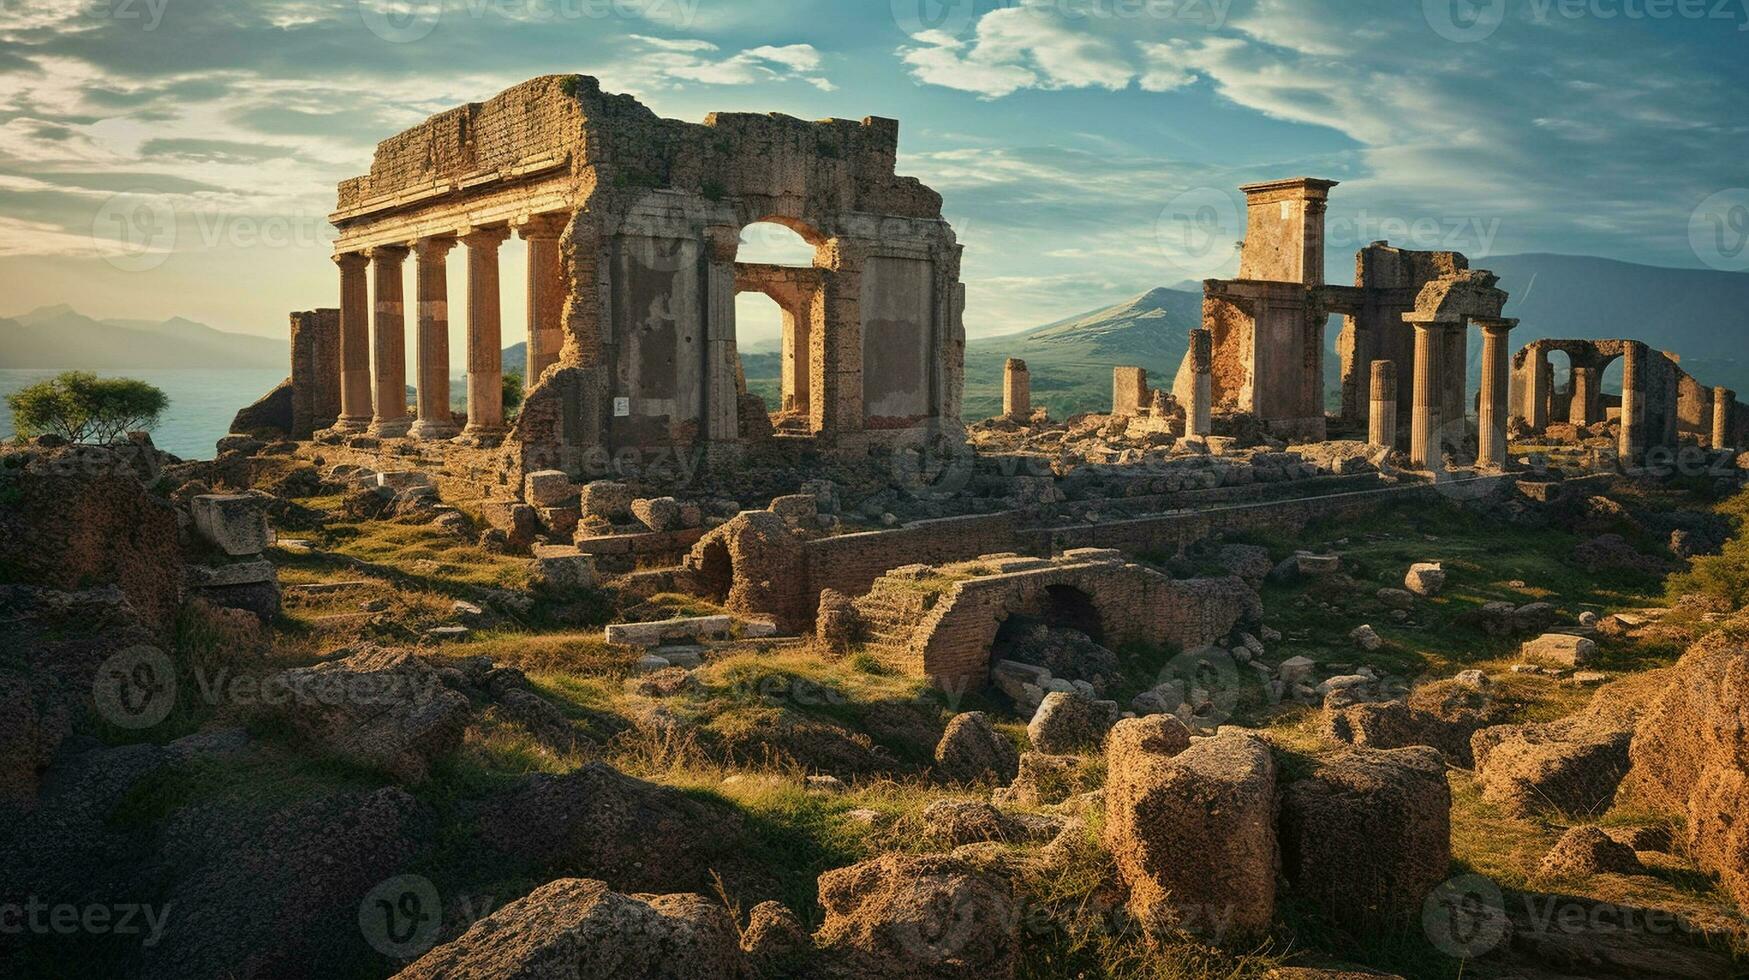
[502,369,525,420]
[7,371,169,445]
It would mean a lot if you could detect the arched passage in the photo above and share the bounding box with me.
[692,537,733,604]
[734,219,826,433]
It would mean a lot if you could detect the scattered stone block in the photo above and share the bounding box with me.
[1028,691,1113,754]
[529,544,595,590]
[1105,733,1277,942]
[1538,826,1644,879]
[605,615,734,647]
[630,496,683,532]
[1279,747,1450,928]
[1521,633,1597,668]
[935,711,1019,784]
[579,480,634,521]
[1404,562,1446,596]
[186,559,277,588]
[522,469,574,508]
[191,494,272,556]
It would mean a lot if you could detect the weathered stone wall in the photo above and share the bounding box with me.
[290,309,341,439]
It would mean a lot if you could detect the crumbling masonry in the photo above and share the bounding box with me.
[310,74,964,481]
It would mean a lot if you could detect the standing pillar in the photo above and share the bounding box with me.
[519,215,566,390]
[1188,328,1213,437]
[1368,360,1398,449]
[409,236,458,440]
[1524,349,1549,431]
[367,245,412,437]
[1003,358,1031,421]
[1476,318,1515,470]
[1409,319,1444,471]
[460,227,511,445]
[333,252,372,432]
[1619,342,1646,464]
[1714,388,1737,449]
[1568,367,1597,425]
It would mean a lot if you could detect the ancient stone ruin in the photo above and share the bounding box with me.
[304,74,962,478]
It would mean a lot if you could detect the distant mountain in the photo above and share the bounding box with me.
[0,305,283,369]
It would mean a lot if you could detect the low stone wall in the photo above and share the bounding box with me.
[1020,477,1511,557]
[803,514,1017,607]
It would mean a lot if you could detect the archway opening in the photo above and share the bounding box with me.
[1546,349,1574,423]
[693,538,733,604]
[734,220,824,435]
[1600,354,1626,422]
[989,584,1114,696]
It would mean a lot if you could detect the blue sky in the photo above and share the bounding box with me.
[1,0,1746,351]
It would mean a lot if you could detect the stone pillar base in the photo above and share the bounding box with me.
[327,414,372,434]
[369,416,413,438]
[455,425,507,448]
[409,417,460,440]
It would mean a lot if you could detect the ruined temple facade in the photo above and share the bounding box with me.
[1184,178,1514,470]
[1511,338,1747,454]
[319,74,964,479]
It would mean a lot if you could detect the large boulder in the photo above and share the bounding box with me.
[1027,690,1113,754]
[1278,747,1451,929]
[1404,562,1446,597]
[1324,679,1507,766]
[934,711,1019,784]
[1537,826,1644,880]
[1104,732,1277,942]
[472,762,749,896]
[0,441,182,631]
[920,799,1063,848]
[1471,685,1640,819]
[1628,633,1749,906]
[267,646,470,782]
[813,852,1018,979]
[0,586,161,798]
[992,751,1099,807]
[145,786,432,980]
[395,878,746,979]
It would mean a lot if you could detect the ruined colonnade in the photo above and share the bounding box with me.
[330,215,567,446]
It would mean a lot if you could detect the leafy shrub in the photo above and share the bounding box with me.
[6,371,168,444]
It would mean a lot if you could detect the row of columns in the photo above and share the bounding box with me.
[1403,315,1515,471]
[330,214,567,443]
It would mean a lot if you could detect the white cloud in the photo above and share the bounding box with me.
[899,5,1137,98]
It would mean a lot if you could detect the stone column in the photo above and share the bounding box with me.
[367,245,411,437]
[1619,341,1646,464]
[1188,328,1213,437]
[1714,387,1736,449]
[460,227,511,445]
[1368,360,1397,448]
[1409,319,1443,471]
[1523,349,1549,431]
[1475,318,1514,470]
[1568,367,1596,425]
[409,236,458,440]
[333,253,372,432]
[519,214,566,390]
[1003,358,1031,420]
[703,226,741,446]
